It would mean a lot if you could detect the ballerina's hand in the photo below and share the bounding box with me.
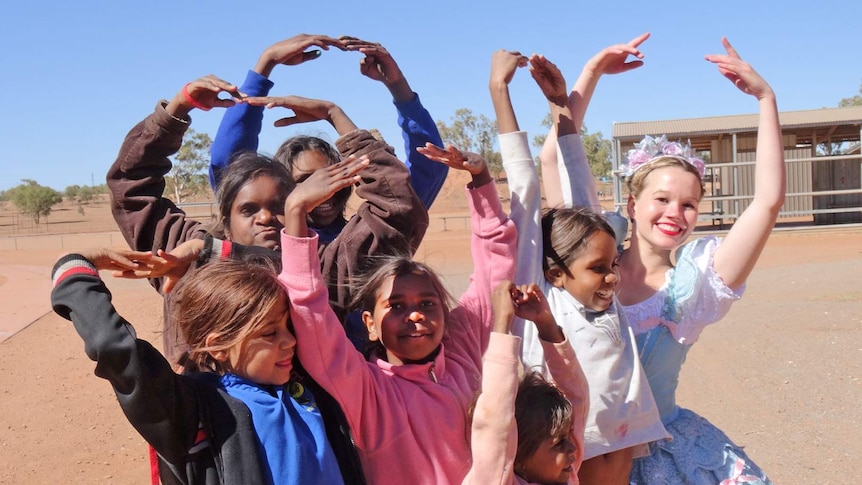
[586,32,650,77]
[705,37,774,100]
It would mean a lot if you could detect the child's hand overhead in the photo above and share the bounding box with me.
[169,75,244,115]
[282,154,369,236]
[245,95,338,127]
[245,95,358,135]
[705,37,774,101]
[259,33,341,71]
[490,49,528,87]
[529,54,568,105]
[491,281,518,334]
[417,143,492,187]
[340,37,405,86]
[513,283,565,344]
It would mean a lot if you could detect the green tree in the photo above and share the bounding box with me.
[64,184,98,204]
[167,129,212,203]
[582,128,612,177]
[838,81,862,107]
[436,109,504,180]
[7,179,63,224]
[532,113,612,177]
[64,184,81,199]
[818,82,862,155]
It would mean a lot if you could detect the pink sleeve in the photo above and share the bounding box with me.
[444,180,518,369]
[461,333,520,485]
[540,338,588,484]
[277,229,382,449]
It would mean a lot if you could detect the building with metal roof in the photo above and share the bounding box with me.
[610,105,862,226]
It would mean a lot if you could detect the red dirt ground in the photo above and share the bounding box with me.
[1,174,860,483]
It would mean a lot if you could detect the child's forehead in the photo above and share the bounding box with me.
[377,271,438,297]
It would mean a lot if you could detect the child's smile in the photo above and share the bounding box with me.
[363,271,446,365]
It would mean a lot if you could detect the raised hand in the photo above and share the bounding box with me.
[75,248,162,273]
[245,95,335,125]
[491,281,518,334]
[339,36,415,103]
[340,37,404,84]
[529,54,568,104]
[284,154,370,215]
[585,32,649,77]
[490,49,528,87]
[255,34,342,77]
[168,75,243,116]
[108,241,202,293]
[705,37,774,100]
[416,143,487,175]
[245,95,357,134]
[513,283,565,343]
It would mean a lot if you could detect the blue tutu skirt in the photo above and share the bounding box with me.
[629,408,771,484]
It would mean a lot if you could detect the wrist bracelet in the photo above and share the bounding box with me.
[181,83,210,111]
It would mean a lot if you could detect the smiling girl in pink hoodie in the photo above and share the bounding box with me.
[278,143,517,484]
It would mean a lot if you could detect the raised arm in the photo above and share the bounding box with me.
[490,50,544,350]
[108,75,241,293]
[50,251,206,464]
[489,49,528,134]
[278,228,383,452]
[706,37,785,289]
[282,155,369,238]
[320,123,431,320]
[462,281,523,485]
[209,34,341,188]
[540,33,649,208]
[417,145,516,357]
[341,37,448,209]
[245,94,359,136]
[516,283,588,477]
[541,335,589,481]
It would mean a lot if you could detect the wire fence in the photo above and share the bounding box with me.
[0,198,218,238]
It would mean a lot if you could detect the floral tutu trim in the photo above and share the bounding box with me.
[629,408,771,485]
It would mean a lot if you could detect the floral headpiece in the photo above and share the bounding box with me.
[621,135,706,179]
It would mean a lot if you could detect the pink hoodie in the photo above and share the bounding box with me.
[279,181,517,485]
[462,333,588,485]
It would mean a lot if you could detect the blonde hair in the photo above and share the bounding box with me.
[173,260,286,373]
[625,156,706,200]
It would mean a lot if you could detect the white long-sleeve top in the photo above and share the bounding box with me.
[501,131,669,459]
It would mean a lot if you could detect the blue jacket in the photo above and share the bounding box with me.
[208,70,448,210]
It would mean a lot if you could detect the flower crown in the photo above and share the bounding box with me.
[621,135,706,179]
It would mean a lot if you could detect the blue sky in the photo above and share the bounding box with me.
[2,0,859,192]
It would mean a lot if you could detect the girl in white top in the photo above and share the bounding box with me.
[490,48,668,485]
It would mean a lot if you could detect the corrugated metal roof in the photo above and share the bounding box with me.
[612,105,862,139]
